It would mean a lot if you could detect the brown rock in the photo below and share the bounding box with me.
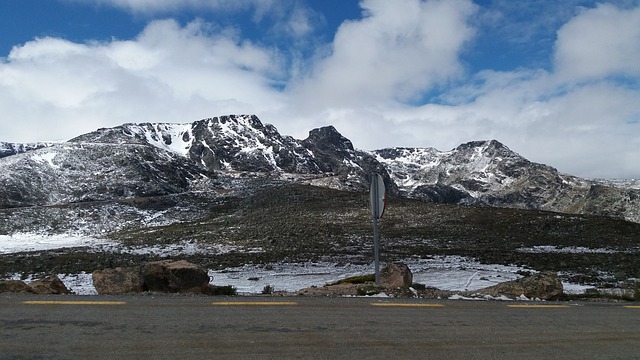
[142,260,210,294]
[92,267,146,295]
[474,271,563,300]
[298,283,361,296]
[0,280,33,293]
[380,263,413,289]
[28,275,71,295]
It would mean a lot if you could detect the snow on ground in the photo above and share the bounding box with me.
[208,256,529,295]
[516,245,618,254]
[1,235,593,296]
[0,233,115,254]
[103,241,264,257]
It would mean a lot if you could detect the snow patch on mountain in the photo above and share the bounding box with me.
[31,151,59,169]
[123,123,195,156]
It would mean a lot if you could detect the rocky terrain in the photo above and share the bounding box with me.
[0,114,639,296]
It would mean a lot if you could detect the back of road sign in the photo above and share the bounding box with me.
[370,174,386,219]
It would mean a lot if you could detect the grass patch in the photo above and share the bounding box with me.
[208,285,237,296]
[357,283,382,296]
[262,285,274,294]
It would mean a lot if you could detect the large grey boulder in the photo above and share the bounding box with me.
[92,260,211,294]
[474,271,563,300]
[141,260,210,294]
[92,267,146,295]
[380,263,413,289]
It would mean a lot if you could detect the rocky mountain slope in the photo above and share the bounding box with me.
[69,114,391,193]
[1,114,638,223]
[374,140,640,223]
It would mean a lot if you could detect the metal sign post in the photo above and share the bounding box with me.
[370,174,386,286]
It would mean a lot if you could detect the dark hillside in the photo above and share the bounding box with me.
[2,183,638,287]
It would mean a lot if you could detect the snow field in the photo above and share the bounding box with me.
[1,234,593,296]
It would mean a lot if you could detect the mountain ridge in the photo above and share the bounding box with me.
[2,114,639,224]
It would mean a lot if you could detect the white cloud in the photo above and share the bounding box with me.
[0,19,284,141]
[287,0,477,107]
[554,3,640,81]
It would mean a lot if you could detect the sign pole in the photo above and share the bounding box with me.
[370,174,385,287]
[373,211,380,286]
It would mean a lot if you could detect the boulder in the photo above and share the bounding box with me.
[0,280,33,293]
[142,260,210,294]
[380,263,413,289]
[28,275,71,295]
[92,267,146,295]
[474,271,563,300]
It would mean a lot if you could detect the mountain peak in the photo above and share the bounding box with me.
[303,126,354,152]
[455,139,508,152]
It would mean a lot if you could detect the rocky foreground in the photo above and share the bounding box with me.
[0,260,580,302]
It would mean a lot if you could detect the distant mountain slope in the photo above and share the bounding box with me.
[0,143,211,208]
[373,140,640,223]
[1,114,638,223]
[0,142,54,159]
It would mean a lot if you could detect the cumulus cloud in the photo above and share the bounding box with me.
[0,19,284,141]
[554,3,640,81]
[288,0,477,107]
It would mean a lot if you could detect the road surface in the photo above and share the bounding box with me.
[1,294,638,359]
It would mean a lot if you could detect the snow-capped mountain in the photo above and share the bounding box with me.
[70,115,317,173]
[374,140,640,223]
[70,114,392,192]
[0,142,211,208]
[1,114,638,224]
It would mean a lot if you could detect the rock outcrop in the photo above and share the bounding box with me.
[0,279,33,293]
[92,267,146,294]
[142,260,210,293]
[92,260,211,295]
[472,271,563,300]
[298,263,414,296]
[28,275,71,295]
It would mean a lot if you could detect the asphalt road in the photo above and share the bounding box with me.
[0,294,638,359]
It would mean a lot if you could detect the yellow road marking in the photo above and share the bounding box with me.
[211,301,298,306]
[624,305,640,309]
[371,303,445,308]
[23,301,126,305]
[507,304,570,308]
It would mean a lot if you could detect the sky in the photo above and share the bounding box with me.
[0,0,639,179]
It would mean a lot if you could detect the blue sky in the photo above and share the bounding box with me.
[1,0,639,178]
